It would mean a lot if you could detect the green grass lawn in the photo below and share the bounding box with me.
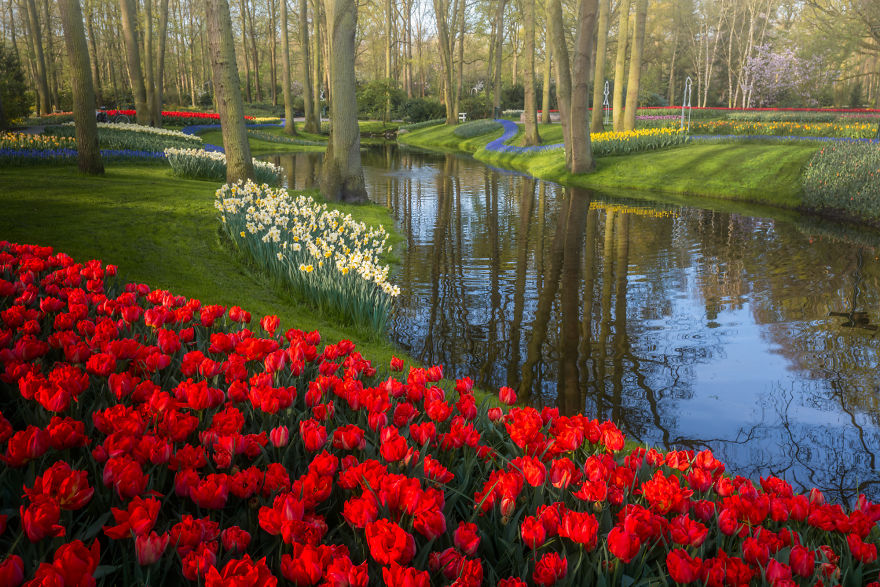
[198,127,326,154]
[401,122,820,209]
[0,163,408,367]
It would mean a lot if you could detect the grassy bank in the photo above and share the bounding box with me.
[0,164,407,367]
[198,126,326,154]
[399,122,819,209]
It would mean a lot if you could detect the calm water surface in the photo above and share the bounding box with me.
[264,147,880,504]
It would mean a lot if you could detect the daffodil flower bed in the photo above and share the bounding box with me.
[690,120,876,139]
[215,181,398,332]
[0,132,76,150]
[588,127,689,155]
[45,122,203,151]
[0,240,878,587]
[165,148,281,185]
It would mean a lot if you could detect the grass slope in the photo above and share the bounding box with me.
[400,122,819,209]
[198,126,326,154]
[0,164,406,365]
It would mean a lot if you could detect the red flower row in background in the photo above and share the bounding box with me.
[105,110,256,122]
[0,240,878,587]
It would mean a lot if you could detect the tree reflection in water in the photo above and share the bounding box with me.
[263,149,880,503]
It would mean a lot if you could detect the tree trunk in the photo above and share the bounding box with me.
[240,0,251,102]
[144,0,157,125]
[188,0,197,105]
[522,0,541,145]
[622,0,646,131]
[541,4,552,124]
[206,0,255,183]
[569,0,598,173]
[404,0,413,98]
[280,0,297,134]
[25,0,50,115]
[547,0,572,167]
[270,0,278,106]
[119,0,150,124]
[612,0,629,131]
[384,0,392,122]
[590,0,609,132]
[59,0,103,174]
[321,0,367,203]
[300,0,317,131]
[432,0,456,124]
[42,0,60,111]
[84,0,101,104]
[155,0,168,124]
[492,0,506,114]
[247,0,262,102]
[453,0,464,121]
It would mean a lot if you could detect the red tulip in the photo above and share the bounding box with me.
[607,526,641,563]
[381,562,429,587]
[280,543,323,586]
[533,551,567,586]
[51,539,100,587]
[666,549,701,584]
[0,555,24,587]
[21,495,65,542]
[365,519,416,566]
[204,554,276,587]
[270,425,290,448]
[136,531,169,565]
[390,356,404,371]
[520,515,547,549]
[221,526,251,553]
[789,545,815,578]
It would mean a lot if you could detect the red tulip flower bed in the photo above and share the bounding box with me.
[105,110,256,126]
[0,240,878,587]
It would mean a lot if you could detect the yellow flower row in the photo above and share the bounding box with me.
[0,132,76,150]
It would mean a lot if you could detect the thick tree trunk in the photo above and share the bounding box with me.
[548,0,571,167]
[522,0,540,145]
[59,0,103,174]
[280,0,297,134]
[119,0,150,124]
[206,0,255,183]
[590,0,610,132]
[321,0,367,203]
[300,0,317,132]
[612,0,629,131]
[25,0,50,115]
[492,0,506,114]
[622,0,647,131]
[569,0,598,173]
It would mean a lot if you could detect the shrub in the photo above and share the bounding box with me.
[356,79,405,120]
[216,181,398,331]
[802,141,880,222]
[397,98,445,123]
[165,148,281,184]
[0,42,29,126]
[459,94,493,120]
[453,119,502,139]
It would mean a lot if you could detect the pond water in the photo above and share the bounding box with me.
[263,146,880,505]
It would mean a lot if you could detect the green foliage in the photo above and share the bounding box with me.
[398,97,445,123]
[0,42,30,125]
[356,78,405,120]
[802,141,880,222]
[501,83,524,110]
[459,93,493,119]
[453,119,502,139]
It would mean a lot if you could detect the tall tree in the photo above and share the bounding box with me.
[154,0,169,125]
[144,0,157,125]
[321,0,367,202]
[118,0,150,124]
[590,0,610,132]
[206,0,254,183]
[622,0,647,131]
[612,0,630,131]
[384,0,393,122]
[58,0,103,174]
[24,0,50,115]
[300,0,318,131]
[280,0,297,134]
[492,0,507,116]
[522,0,541,145]
[541,2,552,124]
[549,0,598,173]
[432,0,456,124]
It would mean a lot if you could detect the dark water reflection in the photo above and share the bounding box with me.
[263,148,880,505]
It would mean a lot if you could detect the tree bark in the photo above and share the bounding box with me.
[492,0,506,114]
[206,0,255,183]
[84,0,101,104]
[569,0,598,173]
[522,0,541,144]
[58,0,103,174]
[25,0,50,115]
[155,0,169,124]
[240,0,251,102]
[432,0,456,124]
[280,0,297,134]
[453,0,465,121]
[321,0,367,203]
[119,0,150,124]
[612,0,629,131]
[541,2,552,124]
[300,0,318,131]
[548,0,571,167]
[590,0,610,132]
[622,0,647,131]
[247,0,262,101]
[384,0,393,122]
[42,0,60,110]
[269,0,278,105]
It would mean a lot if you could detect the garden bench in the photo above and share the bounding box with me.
[458,112,467,123]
